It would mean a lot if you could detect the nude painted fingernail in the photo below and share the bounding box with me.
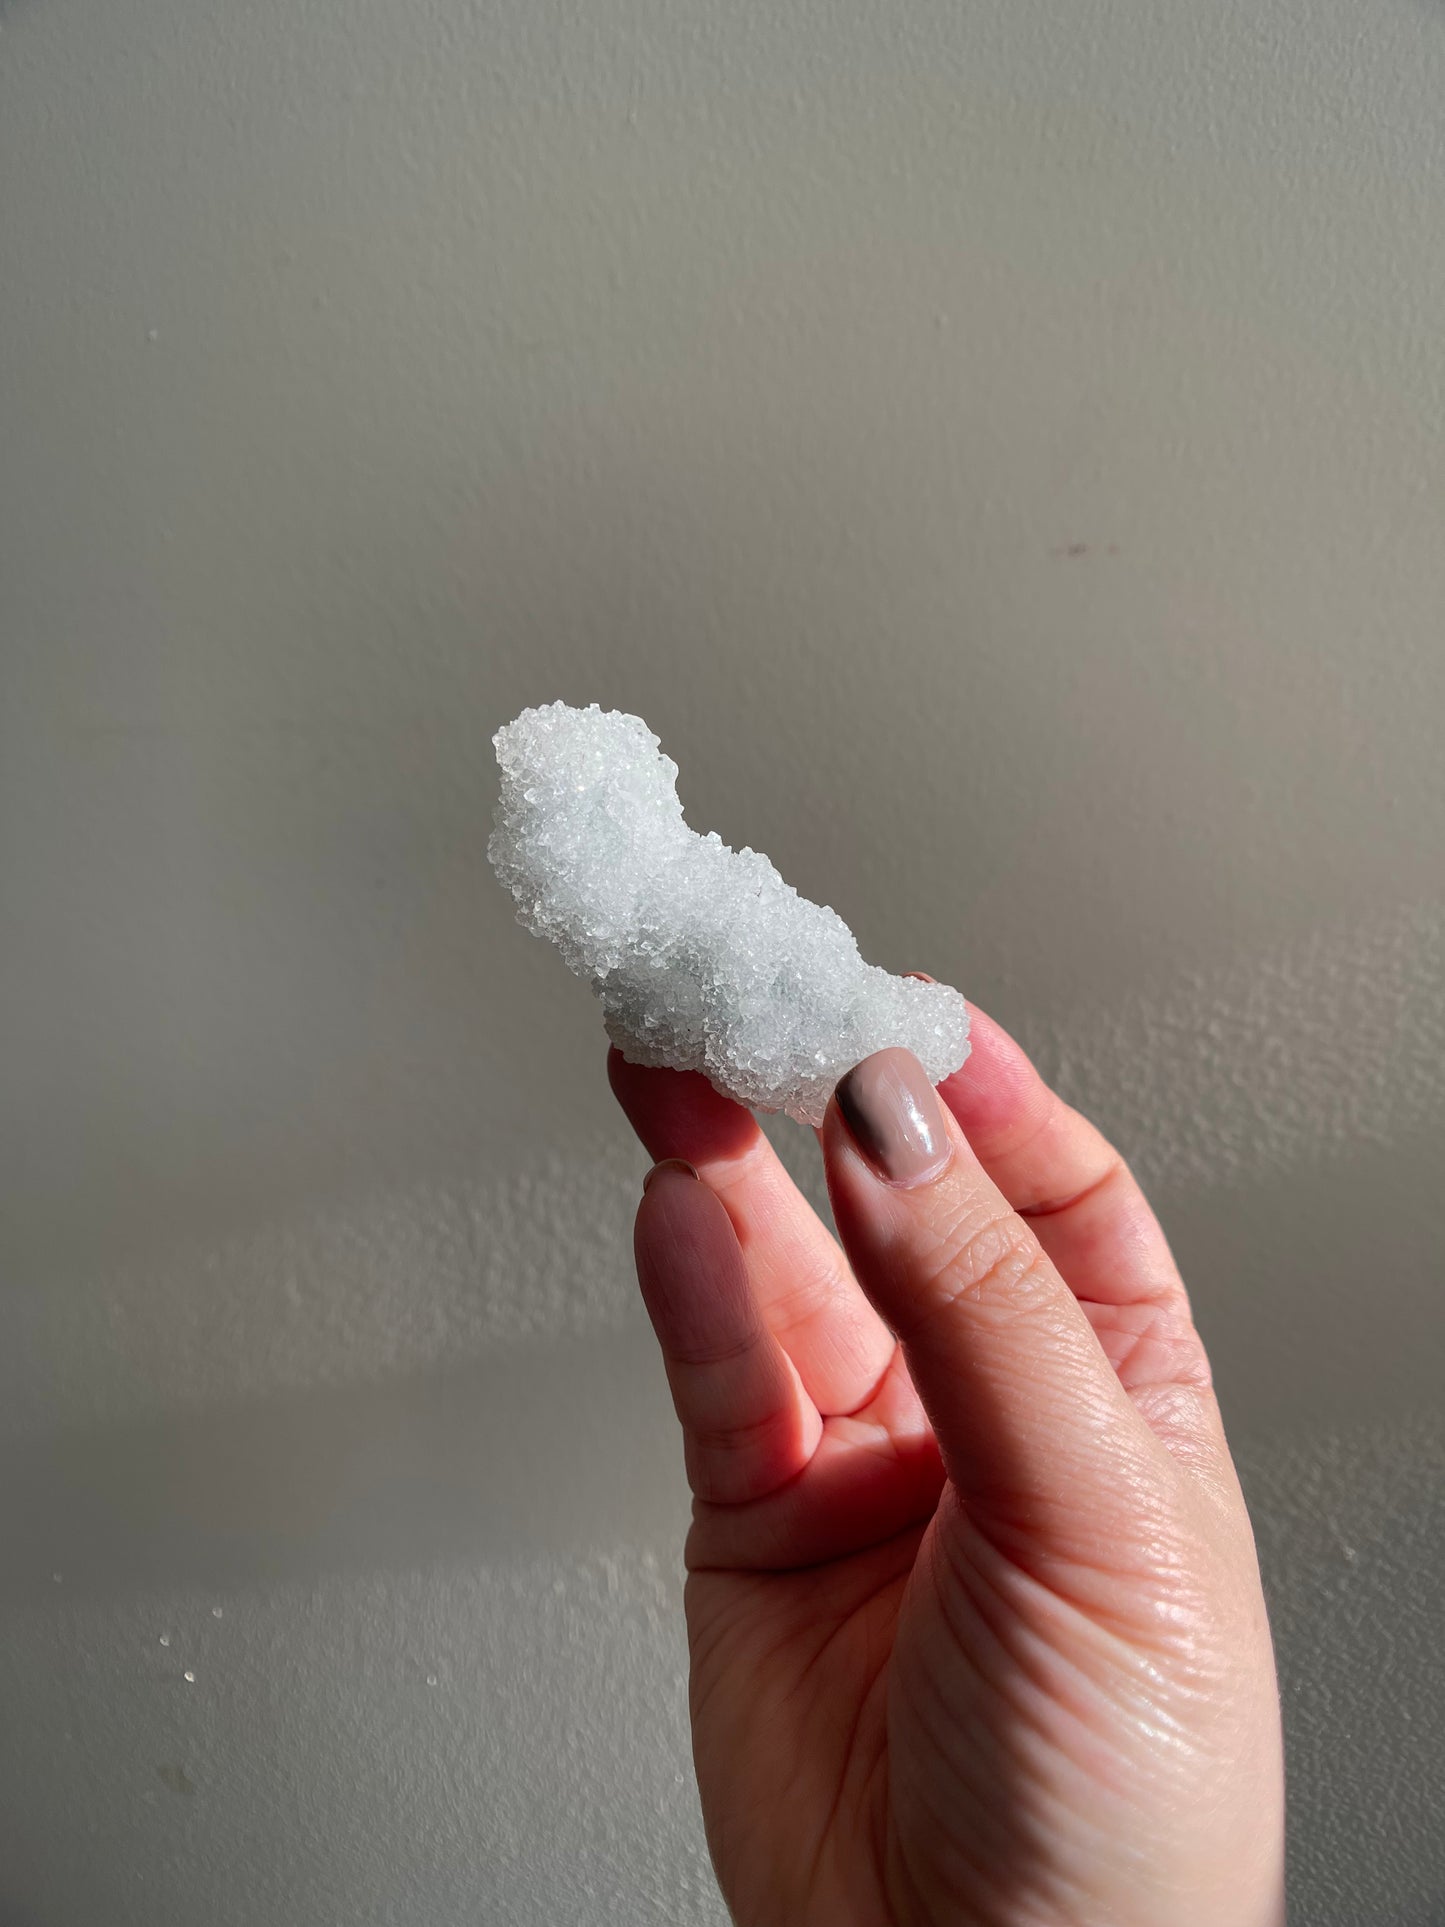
[905,971,936,984]
[642,1158,699,1193]
[835,1049,951,1187]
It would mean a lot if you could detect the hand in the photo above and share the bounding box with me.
[608,1000,1284,1927]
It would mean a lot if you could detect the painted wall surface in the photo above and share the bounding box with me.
[2,2,1442,1921]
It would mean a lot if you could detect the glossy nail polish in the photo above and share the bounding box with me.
[835,1049,951,1187]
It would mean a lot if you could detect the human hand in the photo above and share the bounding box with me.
[608,1001,1284,1927]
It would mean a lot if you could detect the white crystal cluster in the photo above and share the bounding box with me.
[488,701,970,1125]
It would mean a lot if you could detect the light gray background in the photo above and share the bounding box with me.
[2,1,1442,1922]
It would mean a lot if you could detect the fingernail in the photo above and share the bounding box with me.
[643,1158,699,1193]
[905,971,936,984]
[835,1049,951,1188]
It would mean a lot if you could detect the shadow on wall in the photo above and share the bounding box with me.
[12,415,1376,1297]
[1238,1412,1445,1922]
[3,1118,1442,1612]
[1,1325,685,1606]
[1158,1122,1445,1441]
[5,460,905,1290]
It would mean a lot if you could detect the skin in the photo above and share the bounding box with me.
[607,999,1285,1927]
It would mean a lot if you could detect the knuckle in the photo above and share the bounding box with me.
[689,1406,782,1458]
[684,1406,797,1502]
[1098,1294,1214,1394]
[1136,1299,1214,1390]
[904,1202,1053,1334]
[668,1326,763,1371]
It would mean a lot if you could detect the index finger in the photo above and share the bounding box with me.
[933,996,1195,1317]
[926,994,1225,1468]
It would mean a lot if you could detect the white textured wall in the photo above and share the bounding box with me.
[2,1,1443,1920]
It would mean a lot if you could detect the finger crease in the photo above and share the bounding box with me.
[670,1327,765,1370]
[835,1340,904,1421]
[1016,1155,1124,1221]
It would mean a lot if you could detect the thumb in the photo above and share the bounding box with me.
[822,1049,1167,1560]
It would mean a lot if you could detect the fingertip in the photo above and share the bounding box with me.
[823,1048,982,1194]
[899,988,1042,1158]
[819,1056,982,1324]
[937,1003,1052,1154]
[605,1041,641,1115]
[633,1158,750,1336]
[605,1041,652,1107]
[607,1050,759,1165]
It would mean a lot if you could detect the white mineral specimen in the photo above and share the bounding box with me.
[488,701,970,1125]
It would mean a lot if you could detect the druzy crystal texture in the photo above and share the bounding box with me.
[488,702,970,1126]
